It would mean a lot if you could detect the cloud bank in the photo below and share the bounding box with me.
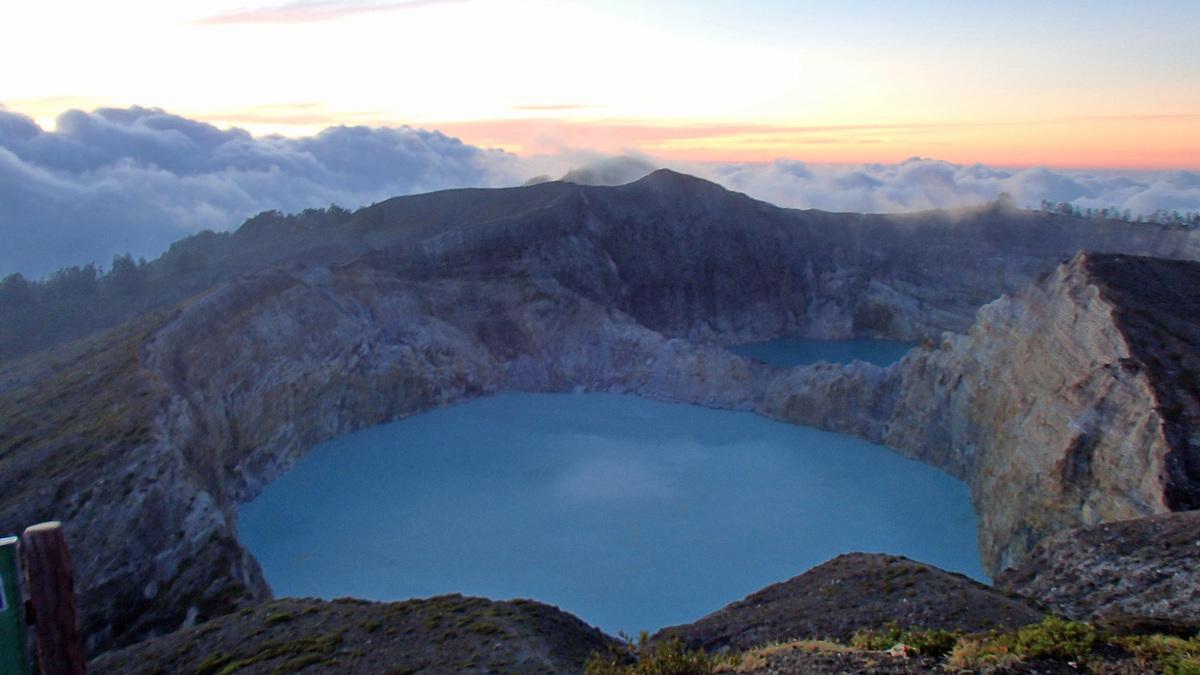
[0,106,523,277]
[1,106,1198,278]
[707,159,1200,216]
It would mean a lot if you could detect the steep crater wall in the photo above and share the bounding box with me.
[3,173,1199,654]
[765,253,1200,572]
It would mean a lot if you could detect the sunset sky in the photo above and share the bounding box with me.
[5,0,1199,168]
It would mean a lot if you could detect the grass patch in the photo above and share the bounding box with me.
[729,639,854,672]
[850,624,962,657]
[1115,633,1200,674]
[264,611,293,625]
[585,634,732,675]
[585,618,1200,674]
[191,633,342,675]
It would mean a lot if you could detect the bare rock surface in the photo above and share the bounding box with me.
[996,511,1200,631]
[652,553,1044,652]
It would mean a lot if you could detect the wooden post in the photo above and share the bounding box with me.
[22,522,85,675]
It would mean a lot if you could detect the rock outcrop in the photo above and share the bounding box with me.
[765,253,1200,573]
[652,553,1044,652]
[89,594,617,674]
[996,511,1200,632]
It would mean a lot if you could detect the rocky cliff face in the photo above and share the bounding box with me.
[765,253,1200,573]
[2,172,1198,654]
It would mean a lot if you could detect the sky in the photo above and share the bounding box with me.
[2,0,1200,277]
[4,0,1199,168]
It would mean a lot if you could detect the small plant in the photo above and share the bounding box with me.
[938,616,1097,671]
[585,633,724,675]
[945,637,1020,673]
[849,624,961,656]
[1000,615,1096,661]
[1115,633,1200,675]
[264,611,294,625]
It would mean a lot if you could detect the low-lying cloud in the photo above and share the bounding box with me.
[706,159,1200,216]
[2,106,1198,278]
[0,106,522,277]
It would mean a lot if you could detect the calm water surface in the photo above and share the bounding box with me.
[240,364,983,636]
[730,338,915,367]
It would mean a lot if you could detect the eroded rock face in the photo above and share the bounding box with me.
[763,253,1200,574]
[995,511,1200,630]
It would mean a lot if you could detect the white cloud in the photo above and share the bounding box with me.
[2,106,1197,278]
[703,158,1200,216]
[0,106,523,277]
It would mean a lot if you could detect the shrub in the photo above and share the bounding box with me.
[945,637,1019,673]
[585,636,721,675]
[849,624,961,656]
[1115,633,1200,675]
[1000,615,1096,661]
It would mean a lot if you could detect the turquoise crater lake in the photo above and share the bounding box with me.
[239,344,983,636]
[730,337,916,368]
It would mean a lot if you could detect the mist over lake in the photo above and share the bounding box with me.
[240,339,984,634]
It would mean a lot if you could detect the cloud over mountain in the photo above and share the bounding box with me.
[1,106,1197,278]
[0,106,521,277]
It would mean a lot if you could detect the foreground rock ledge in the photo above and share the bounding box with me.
[652,553,1045,652]
[997,510,1200,632]
[86,554,1043,674]
[89,594,617,675]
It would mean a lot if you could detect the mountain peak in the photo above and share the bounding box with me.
[628,168,728,193]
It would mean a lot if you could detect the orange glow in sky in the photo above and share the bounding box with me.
[423,115,1200,169]
[4,0,1199,169]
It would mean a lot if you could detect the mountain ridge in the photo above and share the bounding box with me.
[4,170,1198,361]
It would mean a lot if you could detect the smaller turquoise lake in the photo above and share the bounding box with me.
[730,338,916,368]
[239,341,982,636]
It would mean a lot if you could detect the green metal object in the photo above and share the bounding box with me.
[0,536,31,674]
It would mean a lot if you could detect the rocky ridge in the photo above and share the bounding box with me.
[89,594,617,674]
[651,553,1045,652]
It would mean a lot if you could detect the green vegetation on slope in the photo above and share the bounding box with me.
[586,617,1200,674]
[0,312,168,506]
